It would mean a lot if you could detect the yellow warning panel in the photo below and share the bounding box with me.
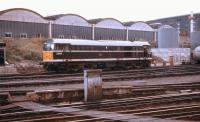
[43,51,53,61]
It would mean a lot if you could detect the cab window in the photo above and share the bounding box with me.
[43,43,54,51]
[54,44,69,50]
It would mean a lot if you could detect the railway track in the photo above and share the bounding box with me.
[0,81,199,110]
[1,92,200,122]
[1,64,200,81]
[1,80,200,107]
[1,65,200,88]
[1,65,200,121]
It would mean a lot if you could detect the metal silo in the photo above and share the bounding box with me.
[191,31,200,49]
[158,25,179,48]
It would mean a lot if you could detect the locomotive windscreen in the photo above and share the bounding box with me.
[43,43,54,51]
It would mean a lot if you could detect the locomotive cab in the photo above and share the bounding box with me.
[43,40,71,61]
[42,39,71,71]
[43,42,54,61]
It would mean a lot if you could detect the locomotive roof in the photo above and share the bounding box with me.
[47,39,150,47]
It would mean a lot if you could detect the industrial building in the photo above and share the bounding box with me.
[0,8,49,39]
[1,8,200,50]
[89,18,127,40]
[124,22,155,41]
[46,14,92,40]
[0,8,156,43]
[147,12,200,35]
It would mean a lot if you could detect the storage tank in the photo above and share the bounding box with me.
[158,25,179,48]
[193,46,200,62]
[191,31,200,49]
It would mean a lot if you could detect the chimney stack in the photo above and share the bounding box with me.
[189,11,195,33]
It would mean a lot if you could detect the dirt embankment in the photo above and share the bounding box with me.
[3,38,46,73]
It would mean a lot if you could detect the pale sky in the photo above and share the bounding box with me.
[0,0,199,22]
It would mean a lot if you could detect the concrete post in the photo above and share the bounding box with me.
[92,24,95,40]
[4,47,6,65]
[169,56,174,66]
[84,69,102,102]
[49,21,52,39]
[190,11,194,33]
[163,61,166,67]
[126,27,129,41]
[154,31,157,47]
[177,22,180,47]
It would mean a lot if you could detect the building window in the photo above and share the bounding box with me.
[58,35,64,39]
[36,34,42,38]
[5,32,12,38]
[82,36,86,39]
[20,33,27,38]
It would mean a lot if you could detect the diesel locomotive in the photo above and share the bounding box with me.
[42,39,152,71]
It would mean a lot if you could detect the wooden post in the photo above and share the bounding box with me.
[84,69,102,102]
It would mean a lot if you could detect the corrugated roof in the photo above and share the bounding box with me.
[45,14,65,20]
[88,18,105,24]
[128,22,155,31]
[158,25,175,30]
[88,18,124,26]
[0,8,45,18]
[123,21,136,26]
[45,14,89,22]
